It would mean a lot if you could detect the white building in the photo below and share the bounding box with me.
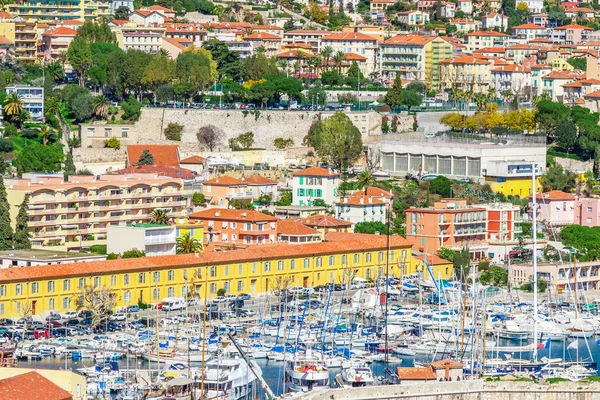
[129,10,165,26]
[482,13,508,31]
[336,195,386,225]
[0,250,105,268]
[291,167,340,207]
[6,85,44,121]
[110,0,134,14]
[457,0,472,14]
[516,0,543,13]
[107,224,177,256]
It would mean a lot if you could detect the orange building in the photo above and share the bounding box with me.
[188,208,277,246]
[405,198,488,259]
[202,176,251,207]
[485,203,522,242]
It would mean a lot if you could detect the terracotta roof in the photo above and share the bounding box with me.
[300,215,352,228]
[110,165,195,180]
[0,235,411,284]
[430,359,463,369]
[134,9,161,17]
[285,29,331,35]
[384,34,434,45]
[450,18,479,23]
[189,208,277,222]
[562,79,600,87]
[464,30,509,37]
[244,32,281,40]
[361,187,393,198]
[180,155,206,164]
[564,7,594,12]
[0,371,72,400]
[291,167,340,177]
[440,55,490,65]
[491,64,531,72]
[321,32,377,42]
[584,89,600,98]
[531,63,552,69]
[111,19,130,26]
[396,367,437,380]
[244,175,277,185]
[283,43,312,49]
[162,37,191,49]
[336,195,385,206]
[0,12,12,19]
[553,23,593,31]
[511,23,547,30]
[127,144,180,168]
[202,176,245,186]
[529,38,553,43]
[277,219,319,236]
[0,35,12,45]
[542,71,582,80]
[146,4,176,12]
[473,47,506,53]
[42,26,77,36]
[344,52,367,61]
[533,190,575,200]
[276,50,316,58]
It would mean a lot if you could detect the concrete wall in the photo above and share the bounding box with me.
[297,380,600,400]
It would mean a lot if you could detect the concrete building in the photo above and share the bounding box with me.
[457,0,472,14]
[482,13,509,31]
[277,219,322,244]
[6,85,43,120]
[516,0,543,12]
[41,26,76,63]
[430,359,464,381]
[484,202,522,242]
[107,224,177,256]
[406,198,488,259]
[370,0,395,12]
[320,31,378,75]
[6,173,185,251]
[490,64,532,101]
[298,214,353,237]
[188,208,278,246]
[439,55,492,94]
[575,197,600,227]
[282,30,331,54]
[463,31,509,53]
[529,190,576,228]
[244,175,278,200]
[509,259,600,290]
[202,176,251,207]
[483,160,540,197]
[164,24,208,47]
[511,24,548,41]
[110,0,135,13]
[9,0,110,22]
[130,9,165,26]
[336,194,386,225]
[449,18,481,33]
[0,250,105,268]
[291,167,340,207]
[397,10,429,27]
[550,24,592,44]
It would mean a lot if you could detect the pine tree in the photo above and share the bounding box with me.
[384,74,403,108]
[13,195,31,250]
[135,149,155,166]
[0,177,13,250]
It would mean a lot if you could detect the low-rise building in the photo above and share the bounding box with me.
[6,85,43,120]
[277,219,321,244]
[370,0,395,12]
[511,23,548,41]
[483,160,540,197]
[41,26,76,63]
[463,31,509,53]
[275,205,328,219]
[490,64,531,100]
[575,197,600,227]
[457,0,472,14]
[482,13,509,30]
[0,371,77,400]
[397,10,430,27]
[485,202,522,242]
[550,23,592,44]
[509,259,600,290]
[320,31,378,75]
[336,194,386,225]
[516,0,543,13]
[298,214,353,237]
[244,175,278,200]
[449,18,481,33]
[107,224,177,256]
[130,9,165,26]
[0,249,106,268]
[202,176,251,207]
[529,190,576,228]
[291,167,340,207]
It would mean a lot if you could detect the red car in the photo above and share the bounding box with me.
[33,329,52,339]
[47,321,62,328]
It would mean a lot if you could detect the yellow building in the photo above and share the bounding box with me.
[175,218,205,246]
[411,255,454,281]
[485,176,542,197]
[0,17,37,63]
[439,55,492,94]
[0,233,412,318]
[0,368,86,400]
[8,0,110,22]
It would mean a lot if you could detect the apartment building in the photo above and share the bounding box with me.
[277,219,321,244]
[291,167,340,207]
[550,24,593,44]
[483,160,539,197]
[41,26,76,63]
[320,31,378,75]
[14,19,37,62]
[370,0,395,12]
[405,198,488,259]
[243,32,282,57]
[463,31,509,52]
[529,190,576,228]
[130,9,165,26]
[282,30,331,54]
[485,203,522,242]
[457,0,472,14]
[244,175,278,200]
[449,18,481,33]
[6,85,44,120]
[336,195,386,225]
[397,10,430,27]
[490,64,531,100]
[202,176,251,207]
[107,224,177,256]
[164,24,208,47]
[188,208,278,246]
[439,55,492,94]
[8,0,110,22]
[511,24,549,41]
[6,174,186,252]
[482,13,508,30]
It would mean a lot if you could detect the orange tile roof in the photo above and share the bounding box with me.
[291,167,340,177]
[42,26,77,36]
[416,254,451,265]
[543,71,582,80]
[180,155,206,164]
[0,35,12,45]
[585,89,600,98]
[277,219,319,236]
[564,7,594,12]
[146,4,176,12]
[111,19,130,25]
[202,176,245,186]
[441,55,490,65]
[450,18,478,23]
[511,23,547,29]
[135,9,160,17]
[553,23,593,31]
[285,29,331,35]
[531,63,552,69]
[321,32,377,42]
[344,52,367,61]
[276,50,316,58]
[300,215,352,228]
[244,32,281,40]
[0,235,411,283]
[189,208,277,222]
[396,367,437,380]
[361,187,393,198]
[491,64,531,72]
[336,194,385,206]
[430,359,463,369]
[384,34,434,45]
[282,43,312,49]
[110,165,195,179]
[127,144,180,167]
[162,37,191,49]
[473,47,506,53]
[0,371,72,400]
[464,30,509,37]
[0,12,12,19]
[244,175,277,185]
[533,190,575,200]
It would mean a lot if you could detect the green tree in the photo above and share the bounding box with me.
[71,92,94,122]
[258,194,271,206]
[0,177,13,250]
[536,100,568,138]
[385,74,403,107]
[38,124,52,146]
[202,39,241,81]
[304,112,363,170]
[13,195,31,250]
[122,249,146,258]
[479,265,508,286]
[402,90,423,110]
[406,80,426,93]
[453,248,471,282]
[142,53,174,95]
[541,163,577,191]
[437,246,455,261]
[92,94,110,119]
[176,233,203,254]
[156,84,174,104]
[149,208,170,225]
[555,118,578,154]
[164,123,183,141]
[274,137,294,149]
[3,92,23,118]
[121,95,142,121]
[135,149,155,165]
[241,52,277,81]
[229,199,255,210]
[354,221,389,235]
[64,153,76,178]
[430,175,452,197]
[567,57,587,71]
[13,142,64,175]
[192,192,206,206]
[114,5,131,20]
[356,170,375,194]
[75,21,117,44]
[305,86,326,106]
[67,39,93,85]
[175,48,217,92]
[46,61,64,82]
[276,191,292,206]
[233,131,254,149]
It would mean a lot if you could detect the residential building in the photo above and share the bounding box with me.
[274,206,328,219]
[550,24,593,44]
[482,13,508,30]
[161,37,192,58]
[360,187,393,204]
[439,55,492,93]
[174,217,204,243]
[529,190,576,228]
[440,2,456,18]
[575,197,600,227]
[163,24,208,47]
[0,371,74,400]
[397,10,430,27]
[527,13,548,27]
[540,70,583,102]
[41,26,76,63]
[0,249,105,268]
[370,0,395,12]
[126,144,181,167]
[483,160,541,197]
[505,44,539,64]
[244,175,278,200]
[485,202,522,242]
[380,35,453,90]
[336,195,386,225]
[530,63,552,97]
[6,85,43,121]
[291,167,340,206]
[8,0,110,22]
[6,173,185,251]
[449,18,481,33]
[406,198,488,259]
[563,7,594,19]
[412,255,453,280]
[562,78,600,106]
[0,368,86,400]
[179,155,206,174]
[202,176,251,207]
[110,0,134,13]
[516,0,543,13]
[511,24,548,41]
[111,164,195,180]
[457,0,472,14]
[490,64,532,100]
[395,367,437,383]
[189,208,277,246]
[509,259,600,290]
[0,233,412,318]
[298,214,353,237]
[226,40,252,58]
[121,30,162,52]
[282,29,331,54]
[107,224,177,256]
[130,9,165,26]
[320,31,378,75]
[144,4,176,19]
[244,32,282,57]
[463,31,509,52]
[0,35,13,62]
[277,219,322,244]
[14,19,37,62]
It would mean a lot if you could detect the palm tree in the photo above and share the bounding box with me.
[333,51,344,74]
[11,109,30,129]
[93,95,110,119]
[320,46,333,71]
[307,58,317,81]
[39,124,52,146]
[3,92,23,117]
[292,61,301,77]
[149,208,170,225]
[176,233,203,254]
[356,170,375,195]
[315,55,323,77]
[46,61,64,82]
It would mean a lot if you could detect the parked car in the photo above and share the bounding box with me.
[187,298,198,307]
[33,329,52,339]
[63,319,80,327]
[127,305,140,313]
[237,293,251,301]
[29,321,45,330]
[110,313,127,322]
[78,310,92,318]
[0,319,14,326]
[212,297,228,303]
[237,309,256,318]
[80,317,93,325]
[47,321,62,328]
[45,314,61,321]
[62,311,78,319]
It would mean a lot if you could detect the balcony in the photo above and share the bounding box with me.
[226,192,253,199]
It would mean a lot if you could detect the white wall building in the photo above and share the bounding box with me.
[291,167,340,207]
[107,224,177,256]
[336,195,386,225]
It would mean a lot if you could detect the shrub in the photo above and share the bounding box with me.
[121,95,141,121]
[217,288,226,296]
[107,252,119,260]
[104,137,121,149]
[90,244,107,255]
[164,123,183,141]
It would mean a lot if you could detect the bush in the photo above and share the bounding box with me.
[107,252,119,260]
[122,249,145,258]
[3,123,18,137]
[90,244,107,254]
[217,288,226,296]
[121,95,142,121]
[45,114,60,130]
[164,123,183,141]
[0,138,13,153]
[137,300,150,310]
[104,137,121,149]
[20,128,39,139]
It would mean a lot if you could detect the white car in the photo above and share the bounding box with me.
[110,313,127,322]
[62,311,78,319]
[286,286,304,295]
[212,297,228,303]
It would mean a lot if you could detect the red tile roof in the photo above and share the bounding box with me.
[396,367,437,380]
[384,34,434,45]
[110,165,194,179]
[146,4,176,12]
[360,187,393,198]
[416,254,451,265]
[0,35,12,45]
[430,359,463,369]
[336,194,385,206]
[276,50,316,59]
[134,9,160,17]
[180,155,206,164]
[0,371,72,400]
[277,219,320,236]
[300,215,353,228]
[464,30,509,37]
[244,32,281,40]
[0,12,12,19]
[244,175,277,185]
[189,208,277,222]
[344,52,367,61]
[533,190,575,200]
[321,32,377,42]
[291,167,340,177]
[285,29,331,35]
[543,71,582,80]
[440,55,490,65]
[42,26,77,36]
[202,176,245,186]
[584,89,600,98]
[553,23,593,31]
[511,23,547,30]
[126,144,180,168]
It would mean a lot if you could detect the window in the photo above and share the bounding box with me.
[124,290,131,303]
[63,280,71,291]
[378,252,384,262]
[47,281,55,293]
[252,263,257,274]
[110,275,116,287]
[94,277,100,288]
[168,270,175,281]
[168,287,174,297]
[182,286,188,298]
[239,264,243,275]
[231,222,237,229]
[342,255,347,265]
[139,273,146,284]
[316,257,322,267]
[278,261,284,271]
[183,270,188,280]
[298,188,305,197]
[237,280,244,291]
[354,254,359,264]
[63,297,70,309]
[587,207,593,213]
[153,288,160,300]
[401,250,407,260]
[210,283,216,294]
[264,262,271,272]
[48,299,54,310]
[304,258,309,268]
[225,265,229,276]
[78,278,85,289]
[329,256,334,266]
[291,260,296,270]
[0,285,5,297]
[366,253,373,263]
[153,272,160,283]
[224,281,230,292]
[366,268,371,279]
[124,274,130,285]
[210,267,216,277]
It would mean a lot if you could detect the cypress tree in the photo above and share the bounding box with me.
[64,153,76,179]
[0,176,13,250]
[13,194,30,250]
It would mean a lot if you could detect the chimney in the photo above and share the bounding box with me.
[360,197,364,204]
[368,196,372,204]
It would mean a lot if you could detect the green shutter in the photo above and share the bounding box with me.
[299,177,304,184]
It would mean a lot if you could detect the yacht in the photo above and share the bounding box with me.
[285,346,329,392]
[336,361,376,388]
[198,356,259,400]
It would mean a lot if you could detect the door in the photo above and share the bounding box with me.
[139,290,143,303]
[31,300,37,315]
[250,280,256,295]
[303,276,309,288]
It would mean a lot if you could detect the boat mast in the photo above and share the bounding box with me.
[384,201,391,369]
[532,164,538,362]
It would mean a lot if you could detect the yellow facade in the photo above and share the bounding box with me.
[0,368,86,400]
[410,258,454,281]
[175,220,205,247]
[485,176,542,197]
[0,237,412,318]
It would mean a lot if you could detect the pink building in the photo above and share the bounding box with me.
[575,197,600,227]
[529,190,575,228]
